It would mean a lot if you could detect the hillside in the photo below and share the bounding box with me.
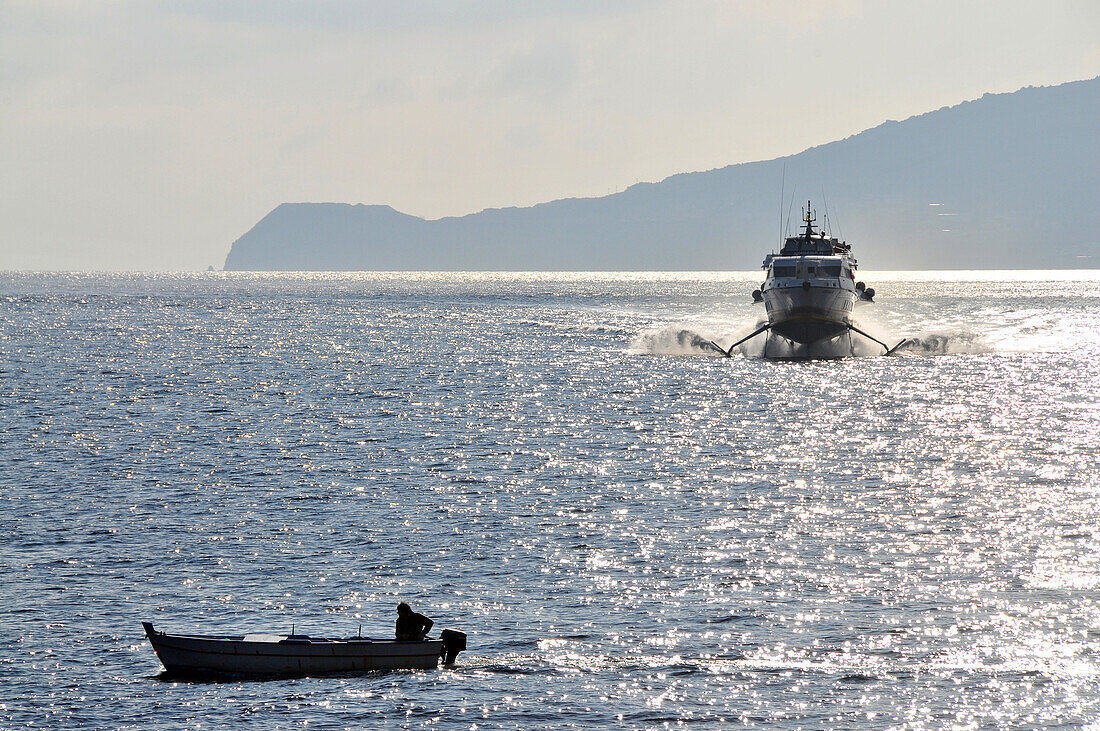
[224,77,1100,271]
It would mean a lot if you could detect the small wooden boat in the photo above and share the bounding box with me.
[143,622,466,677]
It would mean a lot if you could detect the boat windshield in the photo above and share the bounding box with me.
[769,257,845,280]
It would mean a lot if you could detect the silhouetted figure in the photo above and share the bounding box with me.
[395,602,434,641]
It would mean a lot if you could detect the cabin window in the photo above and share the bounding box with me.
[821,265,842,276]
[772,266,796,278]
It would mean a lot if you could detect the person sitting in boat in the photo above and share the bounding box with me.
[395,602,434,641]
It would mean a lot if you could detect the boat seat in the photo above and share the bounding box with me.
[243,634,287,643]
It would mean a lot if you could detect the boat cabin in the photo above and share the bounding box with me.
[777,202,850,256]
[762,202,856,277]
[780,235,848,255]
[767,256,853,281]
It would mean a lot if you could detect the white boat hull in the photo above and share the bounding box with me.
[763,285,856,344]
[144,622,444,676]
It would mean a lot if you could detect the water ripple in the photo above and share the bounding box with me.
[1,271,1098,728]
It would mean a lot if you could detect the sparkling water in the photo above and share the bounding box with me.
[2,271,1098,728]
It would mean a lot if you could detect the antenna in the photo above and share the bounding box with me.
[784,185,798,237]
[778,162,786,248]
[820,186,831,236]
[824,188,844,240]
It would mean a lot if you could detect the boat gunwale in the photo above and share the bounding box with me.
[148,631,444,657]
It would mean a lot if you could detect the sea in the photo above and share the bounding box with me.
[2,270,1099,729]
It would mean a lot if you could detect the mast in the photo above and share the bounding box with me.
[802,200,817,238]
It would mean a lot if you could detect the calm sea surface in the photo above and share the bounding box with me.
[2,271,1099,729]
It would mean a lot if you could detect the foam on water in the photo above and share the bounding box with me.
[629,325,730,356]
[632,318,917,359]
[630,303,1061,360]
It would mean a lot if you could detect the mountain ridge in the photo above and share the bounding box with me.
[224,77,1100,271]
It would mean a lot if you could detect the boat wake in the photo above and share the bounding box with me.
[891,329,992,355]
[629,326,729,357]
[632,323,993,358]
[631,322,888,359]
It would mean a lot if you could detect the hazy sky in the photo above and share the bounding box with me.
[2,1,1098,270]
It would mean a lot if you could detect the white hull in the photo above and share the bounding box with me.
[144,623,444,676]
[762,285,856,344]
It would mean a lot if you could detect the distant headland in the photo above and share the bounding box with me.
[224,77,1100,271]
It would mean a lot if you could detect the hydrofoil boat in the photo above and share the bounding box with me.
[712,201,906,358]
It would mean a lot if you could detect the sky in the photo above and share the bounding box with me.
[2,1,1098,271]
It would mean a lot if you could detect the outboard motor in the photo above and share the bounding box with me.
[440,629,467,666]
[863,287,875,302]
[855,281,866,292]
[751,289,763,303]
